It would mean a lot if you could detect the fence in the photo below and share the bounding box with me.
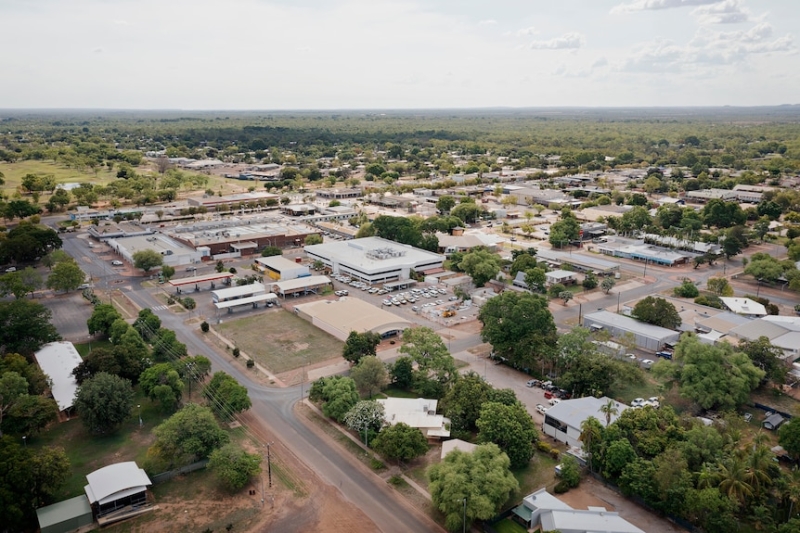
[151,459,209,485]
[753,401,794,420]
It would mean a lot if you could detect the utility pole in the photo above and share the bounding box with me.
[266,442,273,488]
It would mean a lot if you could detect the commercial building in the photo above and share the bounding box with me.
[168,219,317,257]
[271,275,331,298]
[583,310,681,351]
[597,242,690,266]
[315,188,363,200]
[513,487,644,533]
[543,396,629,448]
[686,189,737,203]
[34,341,82,414]
[36,496,94,533]
[534,249,619,276]
[376,397,451,439]
[720,297,767,318]
[107,234,203,267]
[730,316,800,360]
[293,297,411,340]
[168,272,234,293]
[254,256,310,281]
[84,462,153,524]
[186,191,279,209]
[214,293,278,314]
[304,236,444,283]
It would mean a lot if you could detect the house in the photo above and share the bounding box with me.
[512,488,645,533]
[376,397,450,439]
[441,438,477,459]
[84,462,153,524]
[34,341,82,415]
[729,315,800,360]
[719,297,767,318]
[545,270,577,287]
[763,413,785,431]
[543,396,628,448]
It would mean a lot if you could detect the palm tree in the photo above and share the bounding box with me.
[716,455,754,505]
[745,444,774,498]
[598,399,618,427]
[782,467,800,519]
[580,417,604,473]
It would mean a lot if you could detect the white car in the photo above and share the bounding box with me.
[631,398,646,408]
[536,404,548,415]
[111,260,123,266]
[548,398,561,406]
[646,397,660,408]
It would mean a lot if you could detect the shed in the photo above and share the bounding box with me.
[37,496,93,533]
[85,462,152,519]
[34,341,82,413]
[763,413,785,431]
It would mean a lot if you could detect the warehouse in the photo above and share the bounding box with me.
[107,234,202,267]
[293,297,411,340]
[186,191,279,209]
[304,236,444,283]
[582,310,681,351]
[168,219,317,257]
[254,255,310,281]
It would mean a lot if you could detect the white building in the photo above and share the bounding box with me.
[210,282,266,303]
[583,310,681,351]
[513,487,644,533]
[34,341,82,413]
[376,397,451,439]
[254,255,310,281]
[304,237,444,283]
[293,298,411,340]
[730,315,800,360]
[543,397,628,448]
[545,270,577,287]
[84,462,152,522]
[719,297,767,318]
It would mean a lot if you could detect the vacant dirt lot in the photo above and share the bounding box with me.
[215,309,343,374]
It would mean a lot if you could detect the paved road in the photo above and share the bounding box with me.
[122,286,443,533]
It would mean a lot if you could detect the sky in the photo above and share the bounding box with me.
[0,0,798,109]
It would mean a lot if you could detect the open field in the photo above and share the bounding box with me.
[0,160,117,197]
[215,309,343,374]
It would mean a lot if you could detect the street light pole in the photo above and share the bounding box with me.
[138,404,142,427]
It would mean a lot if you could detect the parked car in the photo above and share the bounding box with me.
[526,379,540,388]
[656,351,673,360]
[5,266,17,273]
[536,404,548,415]
[111,260,123,266]
[646,397,660,408]
[185,266,197,272]
[631,398,646,408]
[548,398,561,406]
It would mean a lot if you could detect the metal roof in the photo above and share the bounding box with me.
[545,396,628,430]
[211,282,266,301]
[271,275,331,293]
[34,342,82,411]
[214,293,277,309]
[583,310,680,341]
[37,495,92,528]
[168,272,235,287]
[84,462,152,505]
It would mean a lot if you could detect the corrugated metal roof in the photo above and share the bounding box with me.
[84,462,152,505]
[37,495,92,528]
[35,342,82,411]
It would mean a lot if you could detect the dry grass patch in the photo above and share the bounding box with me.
[215,309,343,374]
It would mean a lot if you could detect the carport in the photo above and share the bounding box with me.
[168,272,234,294]
[214,293,279,314]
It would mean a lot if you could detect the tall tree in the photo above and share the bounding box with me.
[631,296,681,329]
[139,363,184,412]
[46,260,84,292]
[399,327,457,396]
[342,330,381,365]
[343,400,386,445]
[372,422,428,463]
[0,300,60,355]
[476,401,538,469]
[350,356,389,398]
[87,303,123,337]
[202,372,251,419]
[74,372,135,434]
[428,444,519,532]
[458,248,501,287]
[0,372,28,436]
[149,404,229,466]
[208,443,262,491]
[132,249,163,272]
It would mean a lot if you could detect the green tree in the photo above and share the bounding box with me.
[399,327,457,395]
[524,267,546,293]
[779,418,800,462]
[631,296,681,329]
[87,303,123,337]
[560,454,581,488]
[706,277,734,297]
[673,280,699,298]
[260,246,282,257]
[133,308,162,341]
[342,330,381,365]
[582,271,598,290]
[373,422,428,462]
[476,401,538,469]
[320,376,359,422]
[478,291,557,372]
[739,336,786,384]
[343,400,385,445]
[74,372,135,434]
[149,404,229,465]
[202,372,251,419]
[559,290,573,305]
[304,234,323,246]
[458,248,501,287]
[549,209,580,247]
[161,264,175,280]
[46,259,84,292]
[601,277,616,294]
[428,444,519,532]
[442,372,493,435]
[451,203,482,224]
[0,372,28,436]
[390,356,414,389]
[744,256,785,283]
[350,356,389,398]
[139,363,184,412]
[132,249,163,272]
[655,334,764,411]
[436,195,456,214]
[208,443,262,491]
[0,268,43,299]
[509,253,538,278]
[151,327,187,361]
[0,300,60,355]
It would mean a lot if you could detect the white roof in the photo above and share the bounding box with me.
[211,282,266,300]
[376,397,450,437]
[214,293,278,309]
[545,396,628,430]
[720,297,767,316]
[294,297,411,338]
[441,438,478,459]
[35,342,82,411]
[305,237,444,275]
[546,270,575,280]
[541,509,644,533]
[84,462,152,505]
[271,275,331,293]
[255,255,305,272]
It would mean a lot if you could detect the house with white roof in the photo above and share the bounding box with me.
[376,397,450,439]
[512,487,645,533]
[720,297,767,318]
[34,341,82,414]
[543,397,629,448]
[730,315,800,360]
[84,462,153,523]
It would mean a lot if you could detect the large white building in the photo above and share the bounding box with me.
[34,341,82,413]
[543,396,629,448]
[304,237,444,283]
[376,397,451,439]
[254,255,310,281]
[513,488,644,533]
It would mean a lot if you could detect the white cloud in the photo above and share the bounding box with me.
[592,57,609,68]
[529,32,584,50]
[611,0,719,15]
[92,47,103,54]
[692,0,752,24]
[478,19,497,25]
[512,26,538,37]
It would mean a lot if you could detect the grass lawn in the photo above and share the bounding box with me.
[492,518,528,533]
[73,338,113,358]
[511,452,559,503]
[383,386,420,399]
[216,310,344,374]
[610,376,663,405]
[0,160,117,198]
[30,391,168,500]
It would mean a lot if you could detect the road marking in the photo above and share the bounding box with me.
[150,305,169,311]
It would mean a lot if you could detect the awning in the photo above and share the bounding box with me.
[420,267,445,275]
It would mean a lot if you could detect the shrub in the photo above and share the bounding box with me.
[550,449,560,460]
[201,321,210,333]
[673,280,699,298]
[694,294,723,309]
[181,297,196,310]
[232,347,240,358]
[548,283,566,299]
[246,359,255,369]
[554,480,571,494]
[537,441,553,454]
